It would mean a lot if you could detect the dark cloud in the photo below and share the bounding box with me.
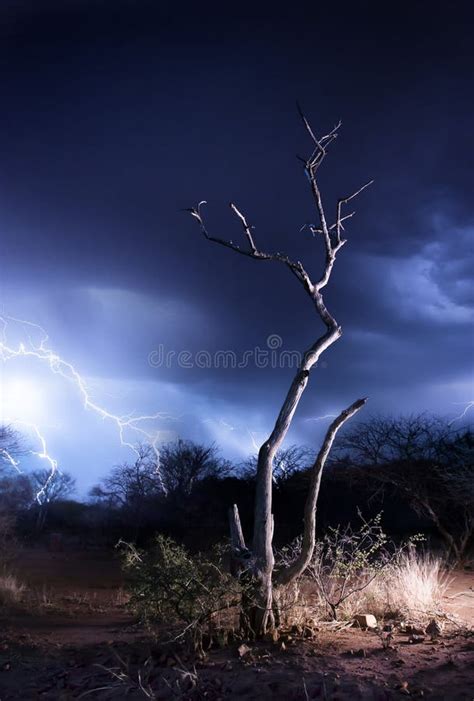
[0,2,473,492]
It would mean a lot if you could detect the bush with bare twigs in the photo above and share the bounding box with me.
[277,513,437,624]
[308,513,422,620]
[119,535,242,652]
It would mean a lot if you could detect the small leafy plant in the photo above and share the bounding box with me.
[119,535,241,651]
[303,512,423,620]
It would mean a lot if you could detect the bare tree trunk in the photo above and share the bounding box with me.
[187,108,371,637]
[276,398,366,586]
[228,502,274,636]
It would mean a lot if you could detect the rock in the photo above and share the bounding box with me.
[236,643,251,658]
[409,634,425,644]
[425,619,442,639]
[354,614,377,629]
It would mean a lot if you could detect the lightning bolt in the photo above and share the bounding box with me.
[6,419,59,503]
[202,418,235,431]
[202,416,264,453]
[0,314,175,497]
[247,428,263,452]
[0,448,21,473]
[449,400,474,426]
[304,413,338,422]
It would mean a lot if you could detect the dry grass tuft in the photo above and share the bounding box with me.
[0,572,25,607]
[304,549,452,624]
[385,549,452,621]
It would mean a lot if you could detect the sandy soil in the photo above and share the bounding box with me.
[0,549,473,700]
[445,570,474,624]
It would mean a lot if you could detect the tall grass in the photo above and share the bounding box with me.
[306,549,451,623]
[0,572,25,607]
[385,549,451,620]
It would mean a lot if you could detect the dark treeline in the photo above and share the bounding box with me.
[1,416,473,563]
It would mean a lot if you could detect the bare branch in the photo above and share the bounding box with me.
[229,503,246,551]
[306,212,355,236]
[276,397,368,586]
[185,201,314,294]
[336,180,373,244]
[296,101,341,169]
[229,202,257,254]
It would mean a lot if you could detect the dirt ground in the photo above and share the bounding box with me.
[0,548,473,700]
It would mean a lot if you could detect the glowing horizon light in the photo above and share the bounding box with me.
[0,314,176,498]
[1,377,44,423]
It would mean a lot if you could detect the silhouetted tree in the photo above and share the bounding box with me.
[30,469,76,503]
[90,440,231,540]
[338,415,474,562]
[90,444,160,508]
[159,439,231,498]
[240,445,315,485]
[29,469,76,531]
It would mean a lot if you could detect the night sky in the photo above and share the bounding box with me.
[1,1,473,494]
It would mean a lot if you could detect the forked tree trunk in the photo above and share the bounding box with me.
[188,108,372,637]
[230,399,366,636]
[229,492,275,638]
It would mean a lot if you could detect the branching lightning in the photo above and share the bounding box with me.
[202,417,264,453]
[0,315,175,497]
[7,419,59,503]
[449,400,474,426]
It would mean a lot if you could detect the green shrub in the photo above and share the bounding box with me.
[119,535,241,649]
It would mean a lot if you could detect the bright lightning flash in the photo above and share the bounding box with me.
[0,315,175,498]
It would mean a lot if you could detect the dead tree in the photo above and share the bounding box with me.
[186,109,371,636]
